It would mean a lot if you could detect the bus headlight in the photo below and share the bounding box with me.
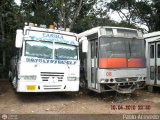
[20,75,37,80]
[67,77,78,81]
[101,79,109,83]
[100,79,105,83]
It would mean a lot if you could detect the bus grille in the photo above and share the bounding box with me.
[115,77,138,82]
[43,85,62,90]
[128,77,138,81]
[115,78,126,82]
[40,72,64,82]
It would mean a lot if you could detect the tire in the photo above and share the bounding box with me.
[147,85,154,92]
[8,71,12,82]
[12,68,18,90]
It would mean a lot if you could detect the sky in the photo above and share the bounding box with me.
[14,0,21,6]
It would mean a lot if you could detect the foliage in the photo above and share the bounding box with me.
[1,0,160,78]
[72,16,116,33]
[134,0,160,32]
[108,0,136,24]
[0,0,20,77]
[49,0,97,31]
[72,16,137,33]
[20,0,97,31]
[21,0,53,25]
[108,0,160,32]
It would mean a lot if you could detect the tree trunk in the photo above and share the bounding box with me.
[0,15,6,68]
[59,0,65,29]
[69,0,84,31]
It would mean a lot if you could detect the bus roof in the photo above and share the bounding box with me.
[78,26,139,38]
[144,31,160,42]
[24,26,77,37]
[144,31,160,39]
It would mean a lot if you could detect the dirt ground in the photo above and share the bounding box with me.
[0,80,160,115]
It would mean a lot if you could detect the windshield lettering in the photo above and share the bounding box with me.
[26,58,76,65]
[43,33,64,39]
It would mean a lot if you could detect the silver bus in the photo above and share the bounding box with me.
[78,26,146,94]
[144,31,160,92]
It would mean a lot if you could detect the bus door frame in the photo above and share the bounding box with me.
[148,42,160,85]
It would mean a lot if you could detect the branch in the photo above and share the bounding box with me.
[116,11,124,21]
[69,0,85,30]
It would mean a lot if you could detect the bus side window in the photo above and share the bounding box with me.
[96,41,98,57]
[91,40,98,58]
[91,41,95,59]
[150,45,154,58]
[158,44,160,58]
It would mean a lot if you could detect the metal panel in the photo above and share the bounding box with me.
[156,42,160,85]
[149,43,156,85]
[148,42,160,85]
[91,41,97,88]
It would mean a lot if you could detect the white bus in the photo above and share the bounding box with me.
[9,23,80,92]
[144,31,160,92]
[78,26,146,94]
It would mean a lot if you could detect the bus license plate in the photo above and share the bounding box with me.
[27,86,36,91]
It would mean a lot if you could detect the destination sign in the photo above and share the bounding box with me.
[25,30,78,45]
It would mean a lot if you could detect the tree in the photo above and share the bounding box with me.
[72,15,117,33]
[49,0,96,31]
[108,0,138,27]
[134,0,160,32]
[20,0,96,31]
[0,0,20,77]
[108,0,160,32]
[21,0,53,25]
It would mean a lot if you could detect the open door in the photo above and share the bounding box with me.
[90,40,98,89]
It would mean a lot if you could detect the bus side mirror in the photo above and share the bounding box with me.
[81,37,88,53]
[15,29,23,48]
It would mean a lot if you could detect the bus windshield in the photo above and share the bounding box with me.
[25,41,53,59]
[54,43,78,60]
[25,41,78,60]
[99,37,145,68]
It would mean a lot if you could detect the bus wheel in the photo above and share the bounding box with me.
[8,71,12,82]
[12,70,18,89]
[147,85,154,92]
[80,80,93,95]
[12,76,17,89]
[80,79,87,89]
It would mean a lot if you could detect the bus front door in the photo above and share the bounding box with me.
[89,40,98,89]
[149,42,160,85]
[156,42,160,85]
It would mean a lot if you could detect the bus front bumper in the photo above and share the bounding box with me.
[16,80,79,92]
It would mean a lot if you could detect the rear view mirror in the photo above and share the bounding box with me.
[81,37,88,53]
[15,29,23,48]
